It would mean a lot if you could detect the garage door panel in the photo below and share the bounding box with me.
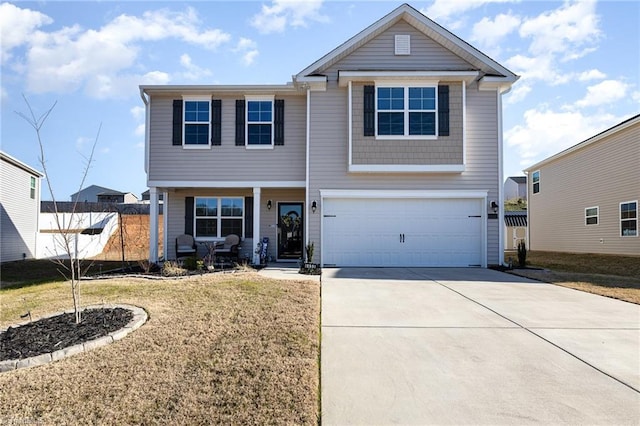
[323,198,483,267]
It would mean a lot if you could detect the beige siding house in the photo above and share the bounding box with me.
[141,4,518,267]
[524,114,639,255]
[0,151,43,262]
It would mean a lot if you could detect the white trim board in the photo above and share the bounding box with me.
[147,180,306,189]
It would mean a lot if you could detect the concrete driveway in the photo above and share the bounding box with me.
[321,268,640,425]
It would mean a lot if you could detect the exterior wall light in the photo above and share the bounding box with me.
[311,200,317,213]
[267,200,272,210]
[490,200,499,213]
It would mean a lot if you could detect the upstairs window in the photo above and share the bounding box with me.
[620,201,638,237]
[247,98,273,146]
[532,171,540,194]
[184,99,210,146]
[585,206,598,225]
[30,176,36,199]
[376,86,437,138]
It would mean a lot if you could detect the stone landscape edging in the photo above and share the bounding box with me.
[0,304,147,373]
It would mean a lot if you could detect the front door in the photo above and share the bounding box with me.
[277,202,303,260]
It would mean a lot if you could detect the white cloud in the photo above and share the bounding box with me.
[471,13,521,47]
[518,0,601,59]
[251,0,328,34]
[135,124,146,137]
[504,83,531,105]
[76,136,92,150]
[178,54,212,81]
[506,108,621,168]
[423,0,516,21]
[5,5,229,98]
[577,69,606,81]
[574,80,629,108]
[233,38,259,66]
[130,105,145,121]
[0,3,52,60]
[0,86,8,102]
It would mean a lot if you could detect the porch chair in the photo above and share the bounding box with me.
[175,234,197,259]
[215,234,241,262]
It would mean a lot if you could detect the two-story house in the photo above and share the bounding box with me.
[141,4,518,267]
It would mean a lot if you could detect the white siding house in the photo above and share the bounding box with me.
[0,151,43,262]
[141,4,518,267]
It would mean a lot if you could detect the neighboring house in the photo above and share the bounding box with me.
[0,151,43,262]
[141,4,518,267]
[504,211,527,250]
[504,176,527,200]
[70,185,138,204]
[524,114,639,256]
[141,189,164,202]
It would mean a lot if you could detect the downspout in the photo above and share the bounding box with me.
[305,88,310,247]
[139,88,150,176]
[497,84,512,266]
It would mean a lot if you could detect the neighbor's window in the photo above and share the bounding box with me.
[620,201,637,237]
[184,99,210,146]
[532,171,540,194]
[194,197,244,239]
[247,99,273,146]
[29,176,36,199]
[585,206,598,225]
[377,86,436,137]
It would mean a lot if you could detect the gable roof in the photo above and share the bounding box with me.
[0,151,43,177]
[70,184,121,198]
[524,113,640,172]
[294,3,518,89]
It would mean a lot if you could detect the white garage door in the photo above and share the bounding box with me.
[322,198,483,267]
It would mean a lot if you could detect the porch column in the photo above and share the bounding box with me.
[149,187,159,263]
[162,191,168,261]
[253,187,261,265]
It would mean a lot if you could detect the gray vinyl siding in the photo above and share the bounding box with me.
[351,82,463,165]
[148,95,306,183]
[528,122,640,255]
[307,82,501,265]
[1,158,40,262]
[318,21,473,80]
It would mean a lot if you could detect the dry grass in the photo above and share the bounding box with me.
[0,273,320,424]
[506,251,640,305]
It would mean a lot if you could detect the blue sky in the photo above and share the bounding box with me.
[2,0,638,201]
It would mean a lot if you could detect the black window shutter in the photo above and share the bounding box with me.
[244,196,253,238]
[235,100,245,146]
[211,99,222,146]
[184,197,194,235]
[363,85,375,137]
[172,100,183,145]
[438,85,450,136]
[274,99,285,145]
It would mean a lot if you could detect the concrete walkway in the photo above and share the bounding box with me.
[321,268,640,425]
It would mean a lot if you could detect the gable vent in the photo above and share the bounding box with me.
[395,34,410,55]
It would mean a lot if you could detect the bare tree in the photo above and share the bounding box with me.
[17,95,101,324]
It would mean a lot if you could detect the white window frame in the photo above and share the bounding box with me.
[194,197,244,240]
[532,170,540,194]
[245,95,275,149]
[374,80,438,140]
[620,200,638,237]
[585,206,598,226]
[183,96,211,149]
[30,176,36,199]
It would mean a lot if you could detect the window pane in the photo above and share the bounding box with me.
[409,112,436,135]
[533,182,539,194]
[621,220,637,236]
[248,124,272,145]
[221,218,243,237]
[621,202,637,219]
[185,101,209,122]
[586,207,598,216]
[586,217,598,225]
[185,124,209,145]
[378,112,404,135]
[221,198,243,217]
[196,218,217,237]
[195,198,217,217]
[377,87,404,110]
[409,87,435,110]
[248,101,272,122]
[532,171,540,183]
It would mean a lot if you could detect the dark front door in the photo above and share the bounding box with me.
[278,202,303,260]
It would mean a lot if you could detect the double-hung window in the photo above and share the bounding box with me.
[376,85,437,137]
[194,197,244,239]
[247,97,273,147]
[30,176,36,199]
[184,98,210,147]
[620,201,637,237]
[585,206,598,225]
[532,171,540,194]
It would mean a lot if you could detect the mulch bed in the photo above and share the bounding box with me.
[0,308,133,361]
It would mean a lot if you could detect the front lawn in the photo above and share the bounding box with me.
[0,273,320,424]
[505,251,640,304]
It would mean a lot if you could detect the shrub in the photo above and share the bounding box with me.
[517,240,527,268]
[162,261,187,277]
